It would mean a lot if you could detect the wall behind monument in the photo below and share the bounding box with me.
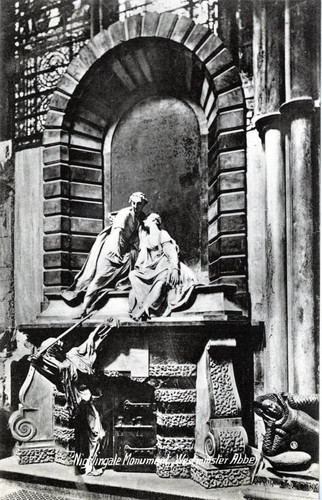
[110,96,204,275]
[14,148,43,325]
[0,141,14,332]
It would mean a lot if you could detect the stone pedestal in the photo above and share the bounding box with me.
[191,339,253,488]
[10,286,258,478]
[9,366,56,464]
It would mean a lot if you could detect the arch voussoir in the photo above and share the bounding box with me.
[124,14,143,40]
[216,87,245,110]
[49,91,70,113]
[87,32,111,59]
[206,49,233,77]
[200,78,210,107]
[78,44,98,68]
[212,67,241,94]
[169,16,194,43]
[55,74,78,97]
[106,20,126,47]
[66,56,88,82]
[156,12,178,38]
[45,109,65,129]
[141,11,160,37]
[184,23,211,52]
[195,35,222,62]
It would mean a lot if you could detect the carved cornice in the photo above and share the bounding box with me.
[53,404,72,423]
[15,444,56,464]
[55,448,75,466]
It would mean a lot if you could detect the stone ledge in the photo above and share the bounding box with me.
[38,283,244,323]
[0,456,248,499]
[244,485,318,500]
[253,467,318,494]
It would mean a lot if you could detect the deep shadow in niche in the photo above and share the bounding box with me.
[11,355,30,410]
[106,95,208,280]
[82,376,157,472]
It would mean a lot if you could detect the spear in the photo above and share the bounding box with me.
[33,310,96,359]
[33,286,120,360]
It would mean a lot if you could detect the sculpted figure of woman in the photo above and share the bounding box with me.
[129,213,196,320]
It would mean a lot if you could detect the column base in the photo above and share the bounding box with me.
[191,458,251,489]
[14,441,57,465]
[14,442,75,466]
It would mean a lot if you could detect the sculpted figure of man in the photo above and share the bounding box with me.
[62,192,148,316]
[129,213,196,320]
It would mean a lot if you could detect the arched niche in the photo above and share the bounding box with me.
[103,94,208,278]
[42,12,247,306]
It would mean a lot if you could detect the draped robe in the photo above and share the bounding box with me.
[61,207,145,309]
[129,226,196,319]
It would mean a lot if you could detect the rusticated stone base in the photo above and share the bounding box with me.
[15,443,75,466]
[191,462,251,489]
[54,448,74,466]
[15,444,56,464]
[156,457,191,479]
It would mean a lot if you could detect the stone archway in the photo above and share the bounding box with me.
[43,12,247,305]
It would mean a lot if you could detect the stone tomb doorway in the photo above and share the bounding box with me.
[43,13,247,306]
[82,376,156,473]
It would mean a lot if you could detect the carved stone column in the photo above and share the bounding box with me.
[255,113,287,392]
[217,0,238,65]
[280,98,316,394]
[253,0,287,393]
[279,0,318,394]
[191,339,253,489]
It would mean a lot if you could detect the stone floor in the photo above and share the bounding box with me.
[0,457,318,500]
[0,457,246,500]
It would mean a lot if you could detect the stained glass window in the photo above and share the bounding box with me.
[13,0,255,147]
[14,0,91,149]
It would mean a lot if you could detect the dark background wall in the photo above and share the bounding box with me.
[110,96,203,273]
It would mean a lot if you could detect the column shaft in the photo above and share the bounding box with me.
[256,114,288,392]
[281,0,318,394]
[253,0,287,393]
[264,125,287,391]
[289,107,316,393]
[217,0,239,65]
[0,0,15,140]
[252,0,266,117]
